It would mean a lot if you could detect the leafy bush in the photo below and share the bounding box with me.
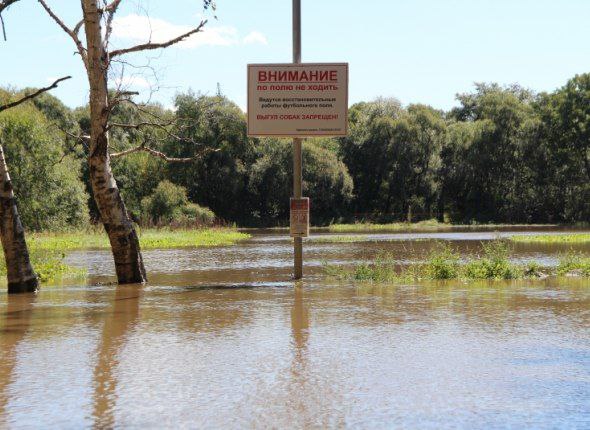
[423,243,460,279]
[463,240,521,279]
[141,180,216,227]
[179,203,215,226]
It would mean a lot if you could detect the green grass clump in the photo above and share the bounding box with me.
[510,234,590,244]
[462,241,522,280]
[557,252,590,276]
[324,240,573,284]
[423,243,460,279]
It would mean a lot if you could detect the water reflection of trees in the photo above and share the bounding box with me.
[91,285,141,428]
[0,293,36,427]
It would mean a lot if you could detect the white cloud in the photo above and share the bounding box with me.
[112,14,268,49]
[243,31,268,45]
[114,75,151,88]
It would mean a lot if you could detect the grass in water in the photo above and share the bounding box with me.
[556,252,590,276]
[329,219,449,232]
[0,228,251,285]
[0,248,86,283]
[510,234,590,244]
[28,228,250,251]
[325,240,589,283]
[309,235,372,243]
[328,219,555,233]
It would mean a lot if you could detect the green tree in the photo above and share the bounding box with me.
[0,101,89,231]
[248,139,353,225]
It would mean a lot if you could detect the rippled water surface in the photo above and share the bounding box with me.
[1,228,590,428]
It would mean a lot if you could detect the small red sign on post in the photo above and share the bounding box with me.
[290,197,310,238]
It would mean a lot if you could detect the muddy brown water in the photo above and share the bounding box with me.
[1,228,590,428]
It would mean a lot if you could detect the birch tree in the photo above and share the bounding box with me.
[38,0,214,284]
[0,78,71,293]
[1,0,71,293]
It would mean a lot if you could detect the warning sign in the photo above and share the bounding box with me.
[247,63,348,137]
[290,197,310,238]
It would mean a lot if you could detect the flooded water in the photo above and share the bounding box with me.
[1,228,590,428]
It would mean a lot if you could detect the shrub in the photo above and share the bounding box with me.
[462,240,521,279]
[178,203,215,227]
[423,243,460,279]
[141,180,216,227]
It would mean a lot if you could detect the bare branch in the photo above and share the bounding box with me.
[108,120,198,144]
[73,18,84,35]
[0,0,20,40]
[103,0,122,46]
[109,20,207,57]
[0,0,18,14]
[61,128,90,144]
[111,142,218,162]
[104,0,122,13]
[0,76,71,112]
[37,0,88,67]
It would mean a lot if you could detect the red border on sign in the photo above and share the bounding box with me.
[247,63,349,138]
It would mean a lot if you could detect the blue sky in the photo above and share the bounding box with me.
[1,0,589,111]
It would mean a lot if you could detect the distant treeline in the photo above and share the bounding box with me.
[0,72,588,229]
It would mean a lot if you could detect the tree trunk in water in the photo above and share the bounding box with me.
[0,143,38,293]
[83,0,146,284]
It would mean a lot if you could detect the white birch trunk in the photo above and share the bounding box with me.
[0,142,38,293]
[82,0,146,284]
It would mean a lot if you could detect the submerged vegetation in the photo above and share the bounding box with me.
[326,240,590,283]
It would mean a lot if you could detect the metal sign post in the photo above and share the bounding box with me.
[246,1,348,280]
[292,0,303,279]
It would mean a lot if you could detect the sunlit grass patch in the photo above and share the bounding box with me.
[510,234,590,244]
[138,229,250,248]
[309,235,371,243]
[0,228,251,285]
[328,219,449,232]
[27,228,251,251]
[0,249,86,284]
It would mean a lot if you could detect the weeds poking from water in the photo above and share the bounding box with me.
[557,252,590,276]
[325,240,590,284]
[462,240,522,280]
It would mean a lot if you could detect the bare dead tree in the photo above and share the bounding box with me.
[0,76,71,293]
[37,0,214,284]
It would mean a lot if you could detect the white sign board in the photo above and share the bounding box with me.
[248,63,348,137]
[290,197,310,237]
